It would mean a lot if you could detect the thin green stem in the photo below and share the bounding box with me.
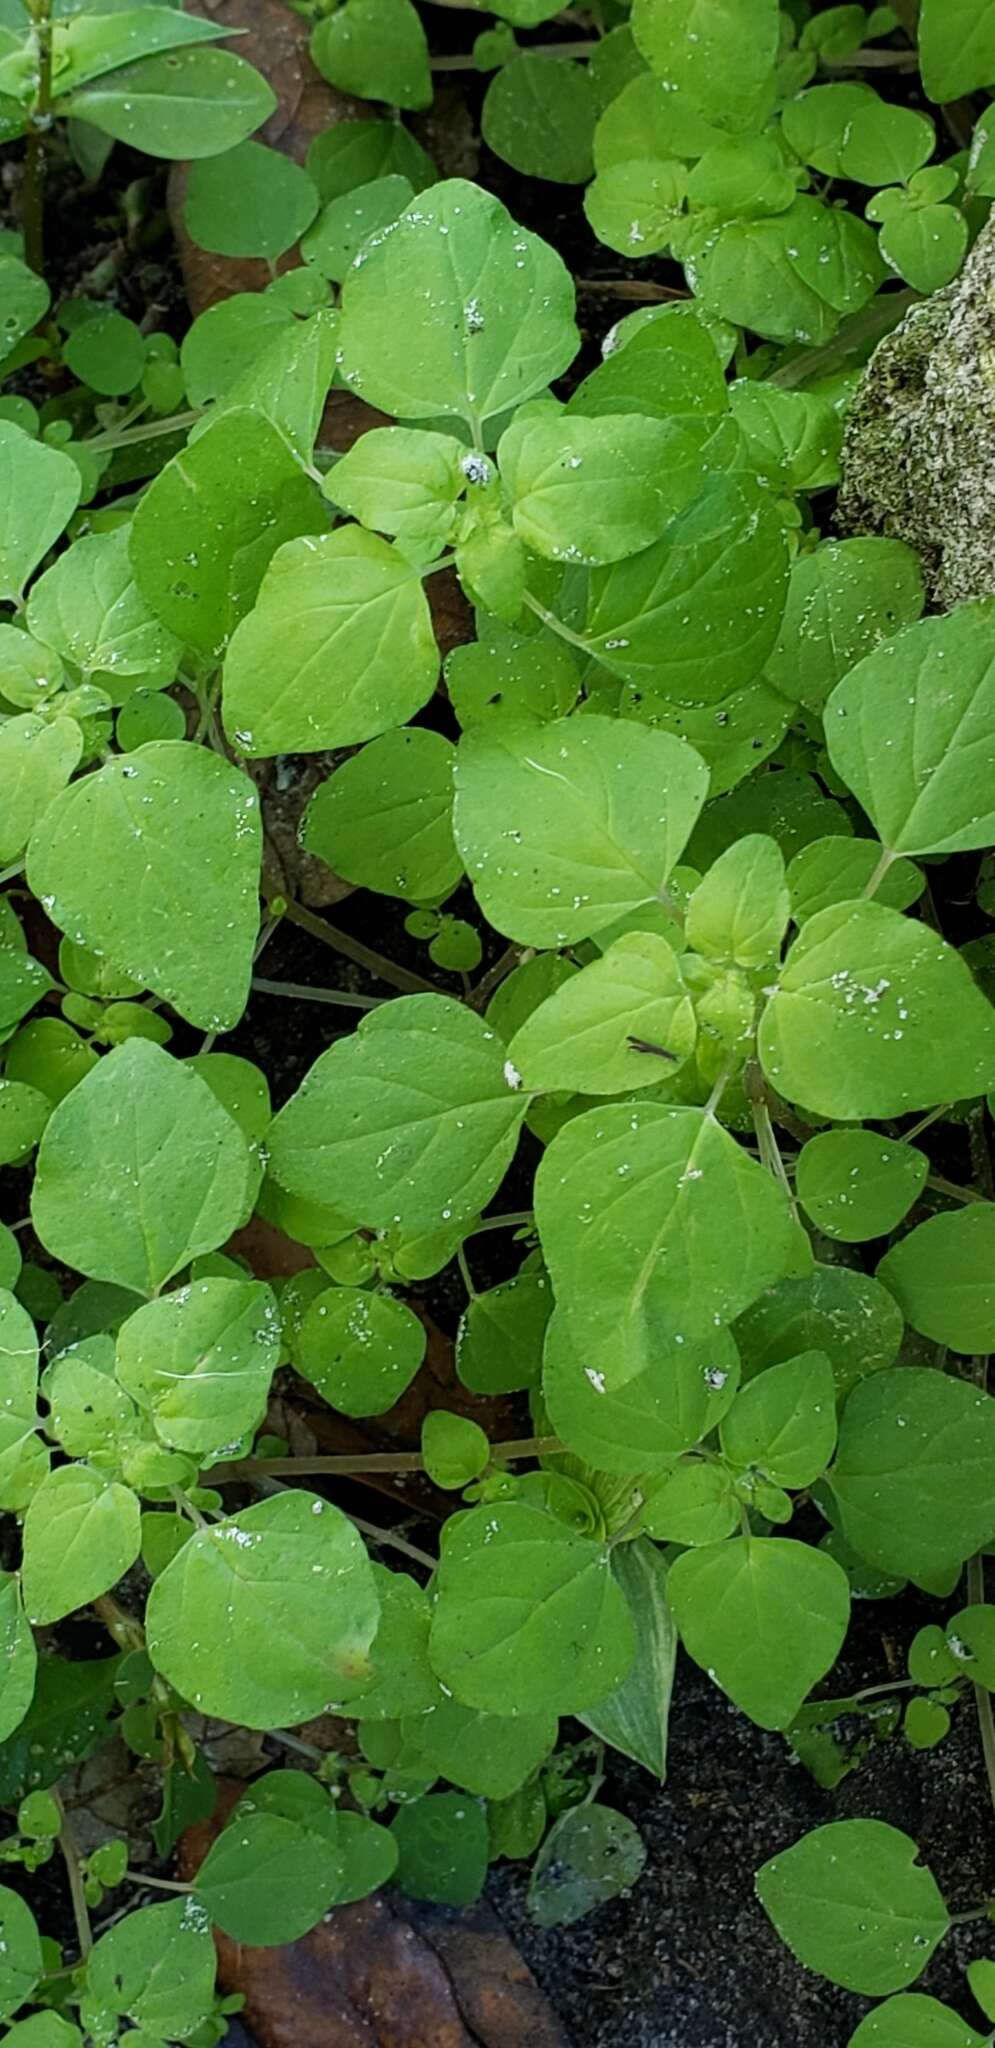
[92,1592,145,1653]
[705,1058,736,1122]
[280,898,438,997]
[466,1210,535,1238]
[0,861,25,887]
[903,1104,950,1144]
[822,46,918,67]
[123,1871,191,1894]
[851,1677,919,1705]
[927,1173,987,1206]
[270,1728,324,1762]
[21,0,54,274]
[85,409,201,453]
[252,976,385,1011]
[456,1240,478,1302]
[469,942,528,1009]
[432,38,596,66]
[171,1486,207,1530]
[751,1091,800,1220]
[861,846,896,901]
[346,1512,437,1573]
[521,590,592,653]
[52,1795,93,1961]
[213,1436,563,1481]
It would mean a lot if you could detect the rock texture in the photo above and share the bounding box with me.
[837,215,995,609]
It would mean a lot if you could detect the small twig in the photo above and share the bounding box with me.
[280,899,438,997]
[92,1592,145,1653]
[469,943,528,1009]
[212,1436,563,1481]
[346,1511,437,1573]
[52,1794,93,1961]
[578,278,689,302]
[466,1210,535,1237]
[822,46,918,68]
[270,1728,325,1763]
[252,977,385,1011]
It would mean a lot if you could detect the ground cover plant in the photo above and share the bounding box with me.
[4,0,995,2040]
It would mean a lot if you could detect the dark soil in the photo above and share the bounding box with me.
[492,1647,995,2048]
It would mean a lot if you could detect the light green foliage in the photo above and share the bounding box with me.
[311,0,432,111]
[506,932,696,1095]
[535,1102,796,1388]
[830,1368,995,1581]
[146,1492,379,1725]
[27,743,261,1030]
[579,1540,675,1779]
[303,730,461,903]
[337,179,577,432]
[756,1822,949,1994]
[268,995,526,1234]
[919,0,995,100]
[542,1310,740,1473]
[31,1040,253,1294]
[0,1888,42,2021]
[483,53,597,184]
[27,524,181,692]
[454,716,708,946]
[325,426,466,550]
[669,1537,850,1728]
[849,1997,989,2047]
[429,1501,634,1714]
[0,1575,36,1743]
[0,423,81,603]
[631,0,778,135]
[20,1465,140,1626]
[765,538,924,713]
[0,716,83,866]
[685,834,787,968]
[499,408,692,565]
[720,1351,837,1489]
[63,48,276,158]
[222,526,438,756]
[734,1263,903,1401]
[759,901,995,1118]
[796,1130,928,1242]
[456,1267,551,1395]
[294,1285,426,1416]
[421,1409,489,1489]
[184,141,318,260]
[115,1278,281,1454]
[878,1207,995,1352]
[83,1898,217,2040]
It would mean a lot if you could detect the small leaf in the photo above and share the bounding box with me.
[21,1465,140,1627]
[528,1805,646,1927]
[482,52,597,183]
[421,1409,489,1489]
[507,931,695,1096]
[830,1368,995,1582]
[85,1898,217,2041]
[756,1820,949,1994]
[849,1995,988,2047]
[720,1351,837,1488]
[878,1205,995,1353]
[184,140,318,260]
[311,0,431,111]
[389,1792,489,1906]
[294,1285,426,1417]
[796,1130,927,1243]
[63,47,276,158]
[0,1888,42,2023]
[0,423,80,603]
[542,1308,740,1473]
[668,1536,850,1728]
[303,729,461,904]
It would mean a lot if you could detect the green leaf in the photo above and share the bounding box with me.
[720,1351,837,1488]
[535,1102,797,1387]
[830,1367,995,1581]
[32,1040,252,1295]
[482,52,597,183]
[782,83,879,176]
[268,994,527,1235]
[294,1285,426,1417]
[115,1278,281,1455]
[690,199,885,347]
[631,0,778,134]
[734,1263,903,1402]
[303,730,461,903]
[221,526,438,757]
[0,422,81,603]
[0,1079,49,1167]
[456,1266,551,1395]
[306,117,436,202]
[0,1573,35,1743]
[0,1290,47,1512]
[878,200,967,293]
[324,425,466,547]
[180,294,295,408]
[542,1307,740,1473]
[2,2016,82,2048]
[639,1458,739,1544]
[578,1540,675,1779]
[0,1653,120,1806]
[569,304,729,423]
[194,1807,349,1944]
[146,1492,379,1726]
[825,603,995,857]
[528,1804,647,1927]
[340,1565,437,1720]
[407,1694,556,1798]
[21,1464,140,1626]
[0,1888,41,2023]
[421,1409,489,1489]
[85,1898,217,2041]
[0,259,48,371]
[621,673,791,799]
[759,901,995,1118]
[499,408,694,565]
[311,0,431,111]
[28,743,261,1032]
[338,177,577,433]
[796,1130,928,1242]
[43,1350,136,1461]
[429,1501,634,1714]
[686,834,788,969]
[787,835,923,924]
[729,382,842,493]
[943,1605,995,1688]
[919,0,995,100]
[756,1821,949,1994]
[506,932,695,1096]
[878,1206,995,1352]
[27,525,181,690]
[63,309,146,398]
[453,715,708,948]
[765,537,924,714]
[585,476,789,700]
[184,140,318,260]
[669,1535,849,1728]
[130,408,325,658]
[63,47,277,158]
[849,1996,989,2048]
[0,716,83,867]
[389,1791,489,1906]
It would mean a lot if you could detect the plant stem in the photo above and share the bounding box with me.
[215,1436,563,1480]
[578,278,689,302]
[92,1591,145,1653]
[432,39,596,66]
[123,1871,191,1894]
[926,1173,987,1206]
[270,1728,325,1763]
[469,942,528,1009]
[456,1240,478,1301]
[822,46,918,67]
[0,861,25,887]
[769,290,919,390]
[851,1676,918,1704]
[85,409,202,453]
[747,1065,799,1219]
[280,898,438,997]
[522,590,592,653]
[52,1795,93,1960]
[21,0,54,274]
[466,1209,535,1237]
[346,1511,437,1573]
[903,1103,950,1144]
[861,846,895,900]
[252,976,385,1011]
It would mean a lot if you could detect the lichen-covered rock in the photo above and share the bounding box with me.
[837,215,995,609]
